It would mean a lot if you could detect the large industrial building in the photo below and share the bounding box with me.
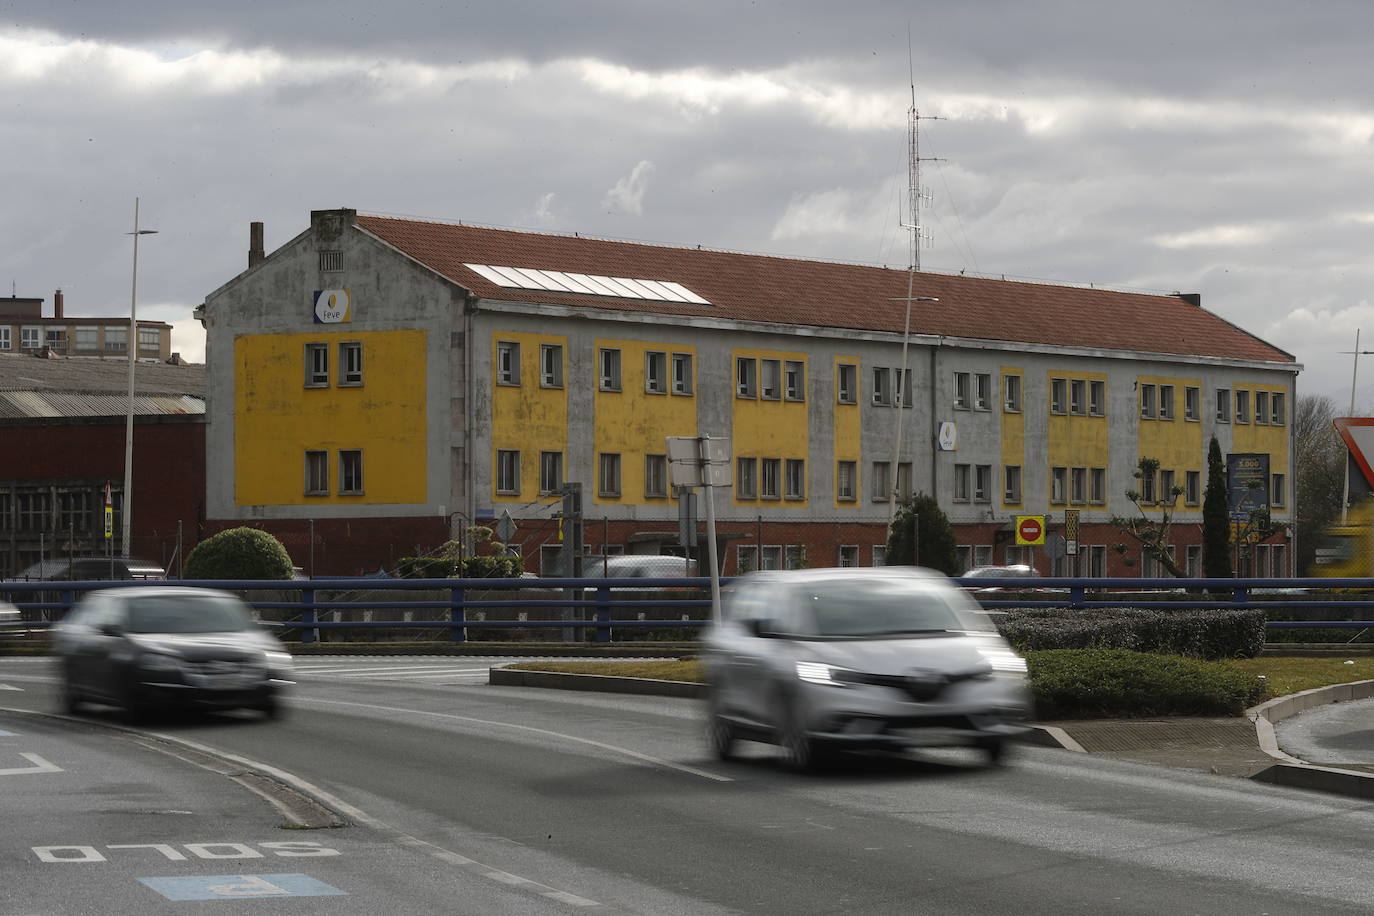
[199,208,1297,577]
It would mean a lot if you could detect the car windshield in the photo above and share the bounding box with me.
[803,578,992,637]
[126,595,253,634]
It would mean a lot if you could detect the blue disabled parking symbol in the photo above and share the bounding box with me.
[139,874,346,901]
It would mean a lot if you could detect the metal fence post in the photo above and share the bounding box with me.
[300,587,317,644]
[595,585,612,643]
[450,585,466,643]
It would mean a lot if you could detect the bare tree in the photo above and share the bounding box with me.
[1294,394,1346,573]
[1111,457,1186,577]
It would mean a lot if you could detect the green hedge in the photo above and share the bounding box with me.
[1026,649,1268,718]
[396,555,524,579]
[996,606,1265,660]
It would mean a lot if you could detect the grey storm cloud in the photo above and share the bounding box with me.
[5,0,1374,403]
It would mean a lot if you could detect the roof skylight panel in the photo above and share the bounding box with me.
[660,282,712,305]
[613,277,671,301]
[595,276,647,298]
[462,263,712,305]
[568,273,623,296]
[541,270,598,294]
[484,265,533,287]
[464,263,515,287]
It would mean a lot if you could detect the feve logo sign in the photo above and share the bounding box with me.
[313,289,352,324]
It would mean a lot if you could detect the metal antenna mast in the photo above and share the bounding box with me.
[887,42,945,535]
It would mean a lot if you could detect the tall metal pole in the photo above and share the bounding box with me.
[123,199,157,558]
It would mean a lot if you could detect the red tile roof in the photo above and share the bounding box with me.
[355,214,1293,365]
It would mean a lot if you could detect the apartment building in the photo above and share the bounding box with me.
[0,291,172,360]
[199,208,1297,577]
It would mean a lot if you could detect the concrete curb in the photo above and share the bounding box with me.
[1247,679,1374,797]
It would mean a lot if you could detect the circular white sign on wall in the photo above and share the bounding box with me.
[937,421,958,451]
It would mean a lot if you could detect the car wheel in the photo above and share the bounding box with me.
[60,668,84,716]
[257,694,282,720]
[980,738,1012,767]
[705,694,737,761]
[776,692,829,772]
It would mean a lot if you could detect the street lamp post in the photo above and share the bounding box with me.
[122,198,157,558]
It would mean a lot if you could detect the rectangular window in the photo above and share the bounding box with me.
[737,357,757,398]
[1159,385,1174,420]
[973,545,993,567]
[736,545,759,574]
[339,341,363,386]
[1160,469,1176,504]
[1216,388,1231,422]
[872,545,887,567]
[760,359,781,400]
[871,462,891,501]
[1186,545,1202,577]
[837,363,857,404]
[974,373,992,410]
[645,351,667,394]
[1272,392,1286,425]
[1051,467,1067,504]
[954,371,971,409]
[1140,383,1157,419]
[1090,467,1106,504]
[540,451,563,495]
[1051,377,1066,414]
[305,343,329,387]
[1186,470,1201,505]
[1069,378,1085,415]
[1004,374,1022,412]
[761,458,781,499]
[1185,386,1200,421]
[736,457,758,499]
[785,360,805,401]
[838,545,859,567]
[21,326,41,349]
[497,341,520,385]
[872,367,892,406]
[598,453,621,498]
[645,454,668,498]
[760,546,782,571]
[1272,472,1286,508]
[56,490,89,532]
[104,327,127,351]
[1004,465,1022,504]
[541,344,564,388]
[974,464,992,502]
[836,460,856,501]
[496,450,520,495]
[897,462,913,501]
[1089,380,1105,417]
[138,328,159,353]
[1235,389,1250,424]
[1071,467,1086,504]
[1271,544,1287,577]
[1088,544,1107,577]
[954,464,971,502]
[339,450,364,495]
[672,353,693,395]
[895,368,912,407]
[784,545,806,570]
[1140,467,1157,503]
[0,327,9,349]
[599,348,622,391]
[305,451,329,495]
[1255,390,1269,424]
[785,459,805,499]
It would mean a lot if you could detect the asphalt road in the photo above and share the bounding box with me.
[6,656,1374,914]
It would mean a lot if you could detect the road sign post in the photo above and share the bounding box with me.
[667,435,731,621]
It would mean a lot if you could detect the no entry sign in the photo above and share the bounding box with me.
[1016,515,1046,545]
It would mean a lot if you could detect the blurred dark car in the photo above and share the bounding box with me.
[52,587,293,720]
[960,565,1047,595]
[15,556,166,581]
[701,567,1031,770]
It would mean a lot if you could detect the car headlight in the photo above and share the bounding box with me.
[138,652,182,673]
[978,647,1028,674]
[795,661,860,687]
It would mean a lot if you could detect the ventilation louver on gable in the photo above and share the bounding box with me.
[463,264,711,306]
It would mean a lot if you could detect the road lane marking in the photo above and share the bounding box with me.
[138,874,346,900]
[0,684,22,690]
[0,728,16,736]
[303,697,733,783]
[0,752,62,776]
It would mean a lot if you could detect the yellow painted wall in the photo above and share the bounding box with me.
[733,347,810,506]
[491,331,570,504]
[1136,375,1205,472]
[592,339,697,506]
[235,330,427,505]
[1046,371,1108,506]
[834,356,861,508]
[1000,369,1024,509]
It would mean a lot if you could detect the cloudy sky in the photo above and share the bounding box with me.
[5,1,1374,407]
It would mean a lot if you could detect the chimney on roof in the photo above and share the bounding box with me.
[53,288,63,319]
[1176,293,1202,308]
[249,221,265,268]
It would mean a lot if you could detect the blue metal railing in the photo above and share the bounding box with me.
[5,575,1374,644]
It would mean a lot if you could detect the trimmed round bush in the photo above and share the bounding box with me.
[184,527,294,580]
[1026,649,1267,719]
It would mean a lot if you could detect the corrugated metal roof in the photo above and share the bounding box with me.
[0,352,206,420]
[0,391,204,419]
